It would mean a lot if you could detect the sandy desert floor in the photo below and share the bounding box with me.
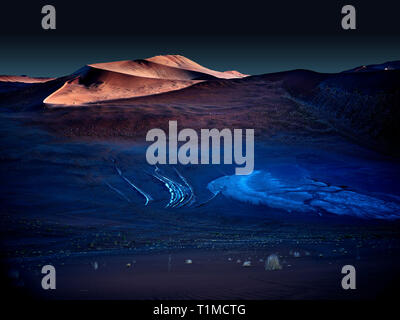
[1,106,399,299]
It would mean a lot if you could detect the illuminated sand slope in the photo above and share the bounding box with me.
[208,168,400,220]
[43,55,247,105]
[0,75,54,83]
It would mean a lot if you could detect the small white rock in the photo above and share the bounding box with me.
[265,254,282,271]
[92,261,98,270]
[242,261,251,267]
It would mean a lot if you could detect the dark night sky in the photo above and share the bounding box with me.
[0,0,399,77]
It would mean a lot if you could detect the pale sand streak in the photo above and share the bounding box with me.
[152,166,194,208]
[113,163,153,206]
[105,182,131,203]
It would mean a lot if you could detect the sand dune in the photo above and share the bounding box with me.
[43,55,247,105]
[343,61,400,73]
[146,55,248,79]
[43,66,202,105]
[0,75,54,83]
[89,59,218,80]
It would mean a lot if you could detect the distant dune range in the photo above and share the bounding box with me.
[0,75,54,83]
[0,55,399,155]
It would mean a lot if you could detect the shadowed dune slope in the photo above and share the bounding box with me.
[43,66,202,105]
[91,68,400,155]
[343,61,400,73]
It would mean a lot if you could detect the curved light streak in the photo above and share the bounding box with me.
[105,181,131,203]
[196,190,221,207]
[114,163,153,206]
[152,166,194,208]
